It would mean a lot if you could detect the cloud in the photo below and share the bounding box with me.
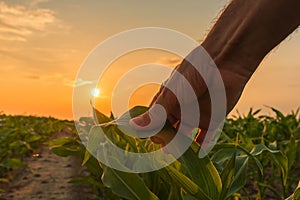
[29,0,51,8]
[23,73,74,87]
[0,34,27,42]
[0,1,59,42]
[157,56,182,66]
[30,74,103,94]
[64,78,98,88]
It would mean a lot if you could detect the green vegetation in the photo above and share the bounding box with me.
[0,107,299,199]
[49,107,300,200]
[0,114,64,191]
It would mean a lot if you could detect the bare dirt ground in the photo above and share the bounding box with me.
[0,128,98,200]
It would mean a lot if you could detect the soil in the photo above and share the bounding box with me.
[0,128,98,200]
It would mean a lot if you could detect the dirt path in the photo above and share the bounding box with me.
[0,128,98,200]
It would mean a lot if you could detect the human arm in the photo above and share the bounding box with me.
[130,0,300,145]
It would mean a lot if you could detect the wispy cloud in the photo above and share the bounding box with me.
[68,78,98,88]
[29,0,51,8]
[157,56,182,66]
[0,33,27,42]
[23,73,75,87]
[0,1,60,42]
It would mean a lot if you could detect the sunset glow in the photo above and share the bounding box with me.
[1,0,299,120]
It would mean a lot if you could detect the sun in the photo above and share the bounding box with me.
[91,88,100,97]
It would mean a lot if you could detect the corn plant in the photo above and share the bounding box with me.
[50,107,300,200]
[0,115,64,192]
[218,108,300,199]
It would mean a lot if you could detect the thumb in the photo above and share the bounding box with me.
[129,89,179,145]
[129,104,167,132]
[129,104,177,146]
[130,84,180,131]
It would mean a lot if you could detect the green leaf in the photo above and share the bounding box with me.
[179,142,222,200]
[125,106,148,118]
[101,160,159,200]
[5,158,27,169]
[250,143,279,156]
[81,150,91,166]
[285,131,297,170]
[211,148,235,166]
[27,134,42,142]
[166,165,211,200]
[9,140,32,151]
[228,156,249,196]
[181,190,199,200]
[257,182,281,199]
[49,137,81,157]
[114,127,138,152]
[0,178,9,183]
[294,188,300,200]
[86,126,106,155]
[270,107,285,119]
[48,137,76,146]
[214,143,264,175]
[253,109,262,116]
[84,157,103,177]
[167,182,182,200]
[250,144,288,186]
[69,176,109,198]
[93,107,111,124]
[50,146,79,157]
[219,151,236,199]
[69,176,103,188]
[285,181,300,200]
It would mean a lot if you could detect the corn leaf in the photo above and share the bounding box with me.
[93,107,111,124]
[166,165,211,200]
[178,142,222,200]
[250,144,288,186]
[285,187,300,200]
[228,156,249,196]
[219,151,236,199]
[101,159,159,200]
[285,131,297,170]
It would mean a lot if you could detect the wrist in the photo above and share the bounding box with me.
[201,39,262,82]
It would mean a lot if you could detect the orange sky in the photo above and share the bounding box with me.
[1,0,300,120]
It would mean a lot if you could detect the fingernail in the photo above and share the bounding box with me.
[129,113,151,130]
[130,116,143,126]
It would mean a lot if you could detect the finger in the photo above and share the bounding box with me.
[149,79,169,107]
[129,104,167,131]
[195,129,207,145]
[150,120,177,146]
[130,88,180,145]
[149,129,175,146]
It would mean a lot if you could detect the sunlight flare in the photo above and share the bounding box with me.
[91,88,100,97]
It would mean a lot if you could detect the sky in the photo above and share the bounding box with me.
[0,0,299,120]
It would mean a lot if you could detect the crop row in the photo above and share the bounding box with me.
[49,107,300,200]
[0,114,64,191]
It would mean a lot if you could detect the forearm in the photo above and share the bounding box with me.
[202,0,300,78]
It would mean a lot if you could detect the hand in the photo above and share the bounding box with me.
[129,46,250,146]
[129,0,300,147]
